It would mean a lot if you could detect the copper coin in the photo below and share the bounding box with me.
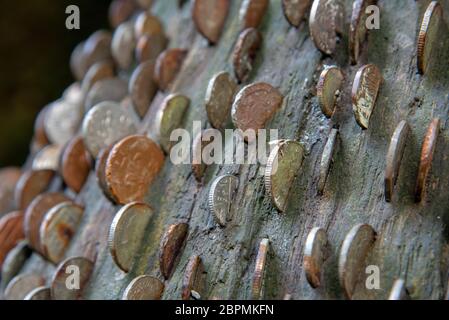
[14,170,54,210]
[351,64,382,129]
[44,99,83,146]
[317,65,344,118]
[385,120,409,202]
[304,227,328,288]
[231,82,283,138]
[182,255,206,300]
[1,241,32,290]
[108,0,137,28]
[4,274,45,300]
[388,279,410,300]
[105,135,165,204]
[191,129,217,182]
[205,71,237,129]
[239,0,269,29]
[24,286,51,300]
[112,21,136,70]
[84,78,129,112]
[134,12,164,39]
[208,175,239,227]
[95,144,116,201]
[122,275,164,300]
[136,33,168,64]
[417,1,442,74]
[318,128,338,194]
[282,0,312,27]
[32,106,50,152]
[233,28,262,83]
[415,118,439,202]
[51,256,94,300]
[192,0,230,44]
[60,136,92,193]
[349,0,375,64]
[83,30,113,72]
[159,222,188,279]
[0,167,21,216]
[129,61,158,118]
[39,202,84,264]
[252,238,269,300]
[154,48,188,91]
[0,211,24,269]
[24,192,71,252]
[32,145,62,171]
[81,60,115,97]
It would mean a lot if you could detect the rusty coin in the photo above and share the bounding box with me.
[135,33,168,64]
[317,65,344,118]
[233,28,262,83]
[24,286,51,300]
[109,0,137,28]
[0,212,24,269]
[318,128,338,194]
[0,167,21,216]
[208,175,239,227]
[14,170,54,210]
[1,241,32,290]
[60,136,92,193]
[134,12,164,39]
[32,145,62,171]
[81,60,115,97]
[192,0,230,44]
[112,21,136,70]
[252,238,269,300]
[304,227,328,288]
[282,0,312,27]
[129,61,158,118]
[4,274,45,300]
[417,1,442,74]
[159,222,189,279]
[154,48,188,91]
[388,279,410,300]
[84,78,129,112]
[182,255,206,300]
[239,0,269,29]
[191,129,217,182]
[205,71,237,129]
[122,275,164,300]
[349,0,375,64]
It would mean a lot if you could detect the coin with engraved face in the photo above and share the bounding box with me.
[233,28,262,83]
[239,0,269,29]
[208,175,239,227]
[282,0,312,27]
[159,223,189,279]
[4,274,45,300]
[154,48,188,91]
[304,227,328,288]
[192,0,230,44]
[417,1,442,74]
[122,275,164,300]
[317,66,344,118]
[252,238,269,300]
[205,72,237,129]
[129,61,158,118]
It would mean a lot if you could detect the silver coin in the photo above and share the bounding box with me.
[84,78,129,113]
[0,241,32,291]
[208,175,239,227]
[44,100,83,146]
[388,279,410,300]
[112,21,136,70]
[24,286,51,300]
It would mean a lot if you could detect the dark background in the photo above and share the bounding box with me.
[0,0,111,167]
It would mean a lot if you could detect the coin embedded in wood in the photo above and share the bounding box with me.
[32,106,50,153]
[318,129,338,194]
[239,0,269,29]
[159,223,189,279]
[129,61,158,118]
[282,0,312,27]
[95,144,116,201]
[252,238,269,300]
[384,121,409,202]
[60,136,92,193]
[338,224,376,299]
[205,72,237,129]
[317,66,344,118]
[0,167,21,216]
[192,0,230,44]
[135,33,168,64]
[233,28,262,83]
[112,21,136,70]
[122,275,164,300]
[32,145,62,172]
[108,202,154,273]
[51,256,94,300]
[388,279,410,300]
[14,170,54,210]
[349,0,375,64]
[23,286,51,300]
[208,175,239,227]
[83,30,113,72]
[265,140,304,212]
[134,12,164,39]
[84,78,129,112]
[351,64,382,129]
[154,48,188,91]
[0,212,24,269]
[81,61,115,97]
[417,1,442,75]
[1,241,32,289]
[182,255,206,300]
[415,118,439,203]
[70,41,88,81]
[303,227,328,288]
[4,274,45,300]
[109,0,137,28]
[44,100,83,147]
[191,129,217,182]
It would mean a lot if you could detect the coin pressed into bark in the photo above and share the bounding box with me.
[349,0,375,64]
[159,223,189,279]
[134,12,164,39]
[44,100,83,147]
[129,61,158,118]
[239,0,269,29]
[318,129,338,194]
[32,145,62,172]
[95,144,115,201]
[205,72,237,129]
[135,33,168,64]
[70,41,88,81]
[51,256,94,300]
[14,170,54,210]
[122,275,164,300]
[0,212,24,269]
[351,64,382,129]
[182,255,206,300]
[252,238,269,300]
[384,121,409,203]
[192,0,230,44]
[154,48,188,91]
[265,140,304,212]
[233,28,262,83]
[415,118,439,203]
[282,0,312,27]
[208,175,239,227]
[60,136,92,193]
[1,241,32,289]
[112,21,136,70]
[191,129,217,182]
[108,202,154,273]
[32,106,50,153]
[388,279,411,300]
[4,274,45,300]
[84,78,129,112]
[40,202,84,264]
[24,286,51,300]
[108,0,137,28]
[317,66,344,118]
[0,167,21,216]
[304,227,328,288]
[417,1,442,75]
[83,30,113,73]
[338,224,376,299]
[81,61,115,97]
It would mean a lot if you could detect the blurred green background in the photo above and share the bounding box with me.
[0,0,110,167]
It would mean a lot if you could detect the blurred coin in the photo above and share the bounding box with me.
[252,238,269,300]
[136,0,153,9]
[81,61,115,98]
[134,12,164,39]
[304,227,328,288]
[318,128,338,194]
[191,129,217,182]
[24,286,51,300]
[182,255,206,300]
[14,170,54,210]
[159,223,188,279]
[192,0,230,44]
[109,0,138,28]
[1,241,32,290]
[32,106,50,153]
[239,0,269,29]
[129,61,158,118]
[0,167,21,216]
[208,175,239,227]
[32,145,62,171]
[317,65,344,118]
[349,0,375,64]
[112,21,136,70]
[154,48,188,91]
[417,1,442,74]
[233,28,262,83]
[95,144,116,201]
[83,30,113,72]
[135,33,168,64]
[0,211,24,268]
[282,0,312,27]
[44,100,83,147]
[70,41,88,81]
[84,78,129,112]
[4,274,45,300]
[122,275,164,300]
[388,279,410,300]
[60,136,92,193]
[205,71,237,129]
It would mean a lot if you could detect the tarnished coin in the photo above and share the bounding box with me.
[105,135,165,204]
[135,33,168,64]
[265,140,304,212]
[44,100,83,146]
[349,0,375,64]
[159,223,189,279]
[385,121,409,202]
[24,286,51,300]
[317,65,344,118]
[60,136,92,193]
[338,224,376,299]
[4,274,45,300]
[282,0,312,27]
[182,255,206,300]
[388,279,410,300]
[108,202,154,273]
[154,48,188,91]
[205,72,237,129]
[81,61,115,97]
[417,1,442,74]
[95,144,115,201]
[351,64,382,129]
[70,41,88,81]
[83,30,113,72]
[208,175,239,227]
[122,275,164,300]
[51,256,94,300]
[84,78,129,112]
[129,61,158,118]
[134,12,164,39]
[108,0,137,28]
[63,82,83,106]
[155,94,190,153]
[192,0,230,44]
[318,129,338,194]
[304,227,328,288]
[32,145,62,171]
[252,238,269,300]
[14,170,54,210]
[1,241,32,289]
[415,118,439,203]
[112,21,136,70]
[40,202,84,264]
[233,28,262,83]
[239,0,269,29]
[309,0,344,55]
[0,167,21,216]
[32,106,50,153]
[191,129,217,182]
[82,101,137,158]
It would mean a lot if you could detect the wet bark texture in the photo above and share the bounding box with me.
[20,0,449,299]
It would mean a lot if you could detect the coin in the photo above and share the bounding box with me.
[318,128,338,194]
[252,238,269,300]
[317,65,344,118]
[1,241,32,290]
[338,224,376,299]
[388,279,410,300]
[70,41,88,81]
[4,274,45,300]
[63,82,83,107]
[81,61,115,97]
[231,83,283,138]
[135,33,168,64]
[0,167,21,216]
[159,223,189,279]
[109,0,137,28]
[32,106,50,153]
[155,94,190,153]
[239,0,269,29]
[51,256,94,300]
[108,202,154,273]
[134,12,164,39]
[14,170,54,210]
[60,136,92,193]
[192,0,230,44]
[129,61,158,118]
[24,286,51,300]
[112,21,136,70]
[82,101,137,158]
[282,0,312,27]
[351,64,382,129]
[32,145,62,171]
[233,28,262,83]
[83,30,113,72]
[208,175,239,227]
[191,129,217,182]
[349,0,375,64]
[417,1,442,74]
[136,0,153,9]
[154,48,188,91]
[182,255,206,300]
[265,140,304,212]
[122,275,164,300]
[385,121,409,202]
[205,72,237,129]
[304,227,328,288]
[40,202,84,264]
[84,78,129,112]
[415,118,439,203]
[95,144,115,201]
